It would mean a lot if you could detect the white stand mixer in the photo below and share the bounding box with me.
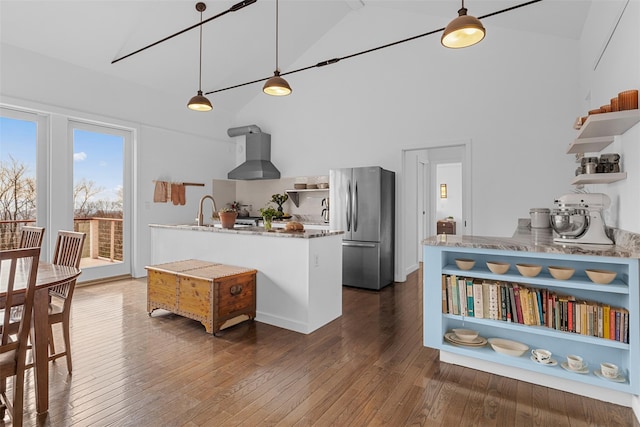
[550,193,613,245]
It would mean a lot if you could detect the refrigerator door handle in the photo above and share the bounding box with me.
[342,242,376,248]
[353,181,358,232]
[346,181,352,231]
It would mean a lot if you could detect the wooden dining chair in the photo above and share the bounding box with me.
[0,247,40,425]
[47,231,85,373]
[18,226,45,249]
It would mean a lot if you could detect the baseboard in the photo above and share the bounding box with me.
[441,351,636,411]
[77,274,133,287]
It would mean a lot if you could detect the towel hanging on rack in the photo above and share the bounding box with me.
[153,181,168,203]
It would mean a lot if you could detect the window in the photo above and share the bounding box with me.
[0,109,45,250]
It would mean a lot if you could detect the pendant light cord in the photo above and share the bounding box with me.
[198,8,204,91]
[275,0,279,71]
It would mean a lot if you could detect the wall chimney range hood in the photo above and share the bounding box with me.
[227,125,281,180]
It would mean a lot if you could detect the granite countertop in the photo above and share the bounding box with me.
[422,225,640,259]
[149,223,343,239]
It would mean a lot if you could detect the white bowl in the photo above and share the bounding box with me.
[452,328,479,342]
[548,266,575,280]
[486,261,510,275]
[516,263,542,277]
[454,259,475,270]
[488,338,529,357]
[585,269,617,284]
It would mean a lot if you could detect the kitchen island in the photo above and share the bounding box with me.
[423,226,640,419]
[149,224,344,334]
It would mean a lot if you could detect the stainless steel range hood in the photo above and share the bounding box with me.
[227,125,281,180]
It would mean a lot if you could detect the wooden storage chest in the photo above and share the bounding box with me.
[146,259,257,335]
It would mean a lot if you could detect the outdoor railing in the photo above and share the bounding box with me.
[0,219,36,249]
[0,218,123,263]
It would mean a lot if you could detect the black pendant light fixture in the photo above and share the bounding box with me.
[441,0,486,49]
[263,0,292,96]
[187,2,213,111]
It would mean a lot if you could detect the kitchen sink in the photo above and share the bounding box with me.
[212,224,252,229]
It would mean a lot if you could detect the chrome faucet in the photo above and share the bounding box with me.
[197,195,217,226]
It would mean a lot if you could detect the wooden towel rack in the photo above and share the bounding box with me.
[152,181,204,187]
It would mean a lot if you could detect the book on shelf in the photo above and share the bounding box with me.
[449,276,460,314]
[513,285,524,325]
[457,277,467,317]
[473,280,484,319]
[466,278,474,317]
[603,305,610,339]
[597,304,604,338]
[622,308,629,343]
[508,284,517,323]
[482,282,491,319]
[442,275,448,313]
[488,282,499,320]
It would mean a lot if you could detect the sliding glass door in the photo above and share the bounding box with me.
[2,108,133,281]
[70,121,132,281]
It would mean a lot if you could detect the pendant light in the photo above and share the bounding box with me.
[441,0,486,49]
[187,2,213,111]
[263,0,292,96]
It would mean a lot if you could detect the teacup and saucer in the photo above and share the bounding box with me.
[561,354,588,373]
[595,362,626,382]
[530,349,556,366]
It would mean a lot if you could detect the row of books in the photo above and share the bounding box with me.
[441,274,630,344]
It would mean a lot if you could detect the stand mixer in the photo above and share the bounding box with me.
[550,193,613,245]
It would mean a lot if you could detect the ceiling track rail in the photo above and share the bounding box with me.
[111,0,257,65]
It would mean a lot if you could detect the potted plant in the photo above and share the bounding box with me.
[219,207,238,229]
[271,193,288,216]
[259,204,279,231]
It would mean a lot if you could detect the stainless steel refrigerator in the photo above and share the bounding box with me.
[330,166,395,290]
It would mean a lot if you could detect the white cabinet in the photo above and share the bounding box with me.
[567,110,639,185]
[423,245,639,395]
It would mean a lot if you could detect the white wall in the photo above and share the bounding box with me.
[234,5,582,280]
[578,0,640,233]
[135,126,235,276]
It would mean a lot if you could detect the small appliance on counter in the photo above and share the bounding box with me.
[529,208,550,228]
[550,193,613,245]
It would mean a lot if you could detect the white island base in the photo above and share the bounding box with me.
[149,224,343,334]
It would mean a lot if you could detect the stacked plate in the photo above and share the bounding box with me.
[444,331,487,347]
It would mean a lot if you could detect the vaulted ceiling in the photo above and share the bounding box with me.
[1,0,590,116]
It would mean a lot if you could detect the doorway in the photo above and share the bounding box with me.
[69,120,132,282]
[434,162,463,231]
[400,141,471,279]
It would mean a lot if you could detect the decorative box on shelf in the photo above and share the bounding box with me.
[437,220,456,235]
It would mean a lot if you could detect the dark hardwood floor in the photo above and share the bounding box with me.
[11,268,639,426]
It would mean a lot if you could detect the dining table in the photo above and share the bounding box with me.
[0,260,81,414]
